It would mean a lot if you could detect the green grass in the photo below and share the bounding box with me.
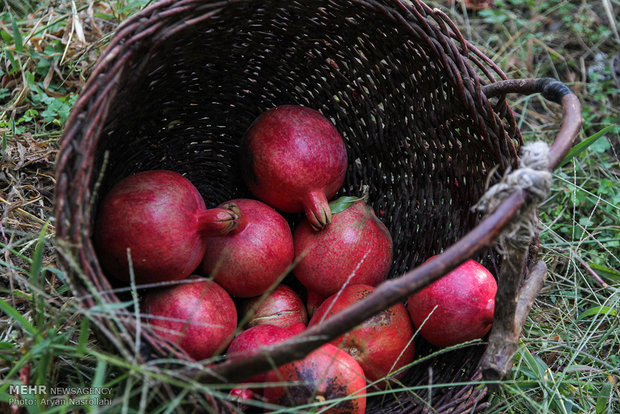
[1,0,619,413]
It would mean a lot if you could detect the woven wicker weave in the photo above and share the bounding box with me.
[54,0,581,412]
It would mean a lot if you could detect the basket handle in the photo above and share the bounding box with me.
[479,77,583,385]
[187,79,583,386]
[482,77,583,170]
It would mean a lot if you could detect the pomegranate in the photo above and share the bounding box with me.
[200,199,294,298]
[242,285,308,331]
[294,198,393,297]
[227,324,296,406]
[306,289,327,318]
[228,387,254,412]
[407,259,497,347]
[227,324,296,383]
[143,278,237,360]
[309,284,415,385]
[94,170,238,284]
[286,322,307,335]
[263,344,366,413]
[240,105,348,230]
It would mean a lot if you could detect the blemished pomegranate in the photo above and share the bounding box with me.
[242,285,308,331]
[294,198,393,297]
[94,170,238,284]
[263,343,367,414]
[309,284,415,385]
[407,259,497,347]
[227,324,296,383]
[240,105,348,230]
[200,199,294,298]
[143,278,237,361]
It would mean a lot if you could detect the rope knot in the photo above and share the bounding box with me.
[474,142,552,253]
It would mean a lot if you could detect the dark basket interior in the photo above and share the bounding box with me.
[56,0,525,412]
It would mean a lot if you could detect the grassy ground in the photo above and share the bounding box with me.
[1,0,618,413]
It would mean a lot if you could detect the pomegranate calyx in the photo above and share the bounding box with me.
[197,204,241,236]
[303,190,332,231]
[220,202,250,235]
[346,345,362,358]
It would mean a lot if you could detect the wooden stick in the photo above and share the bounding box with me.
[481,260,547,387]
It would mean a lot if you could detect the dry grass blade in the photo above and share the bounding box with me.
[601,0,620,42]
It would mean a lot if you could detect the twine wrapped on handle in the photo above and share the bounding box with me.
[475,142,553,384]
[475,141,552,257]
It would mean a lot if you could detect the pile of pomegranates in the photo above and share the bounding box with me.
[93,104,498,412]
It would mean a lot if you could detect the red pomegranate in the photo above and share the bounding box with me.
[94,170,238,284]
[286,322,307,335]
[407,259,497,347]
[242,285,308,331]
[305,289,328,318]
[263,344,366,414]
[226,324,296,383]
[309,284,415,385]
[143,278,237,361]
[228,387,254,411]
[240,105,348,230]
[294,198,393,297]
[200,199,294,298]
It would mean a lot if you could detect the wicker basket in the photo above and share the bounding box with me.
[54,0,582,412]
